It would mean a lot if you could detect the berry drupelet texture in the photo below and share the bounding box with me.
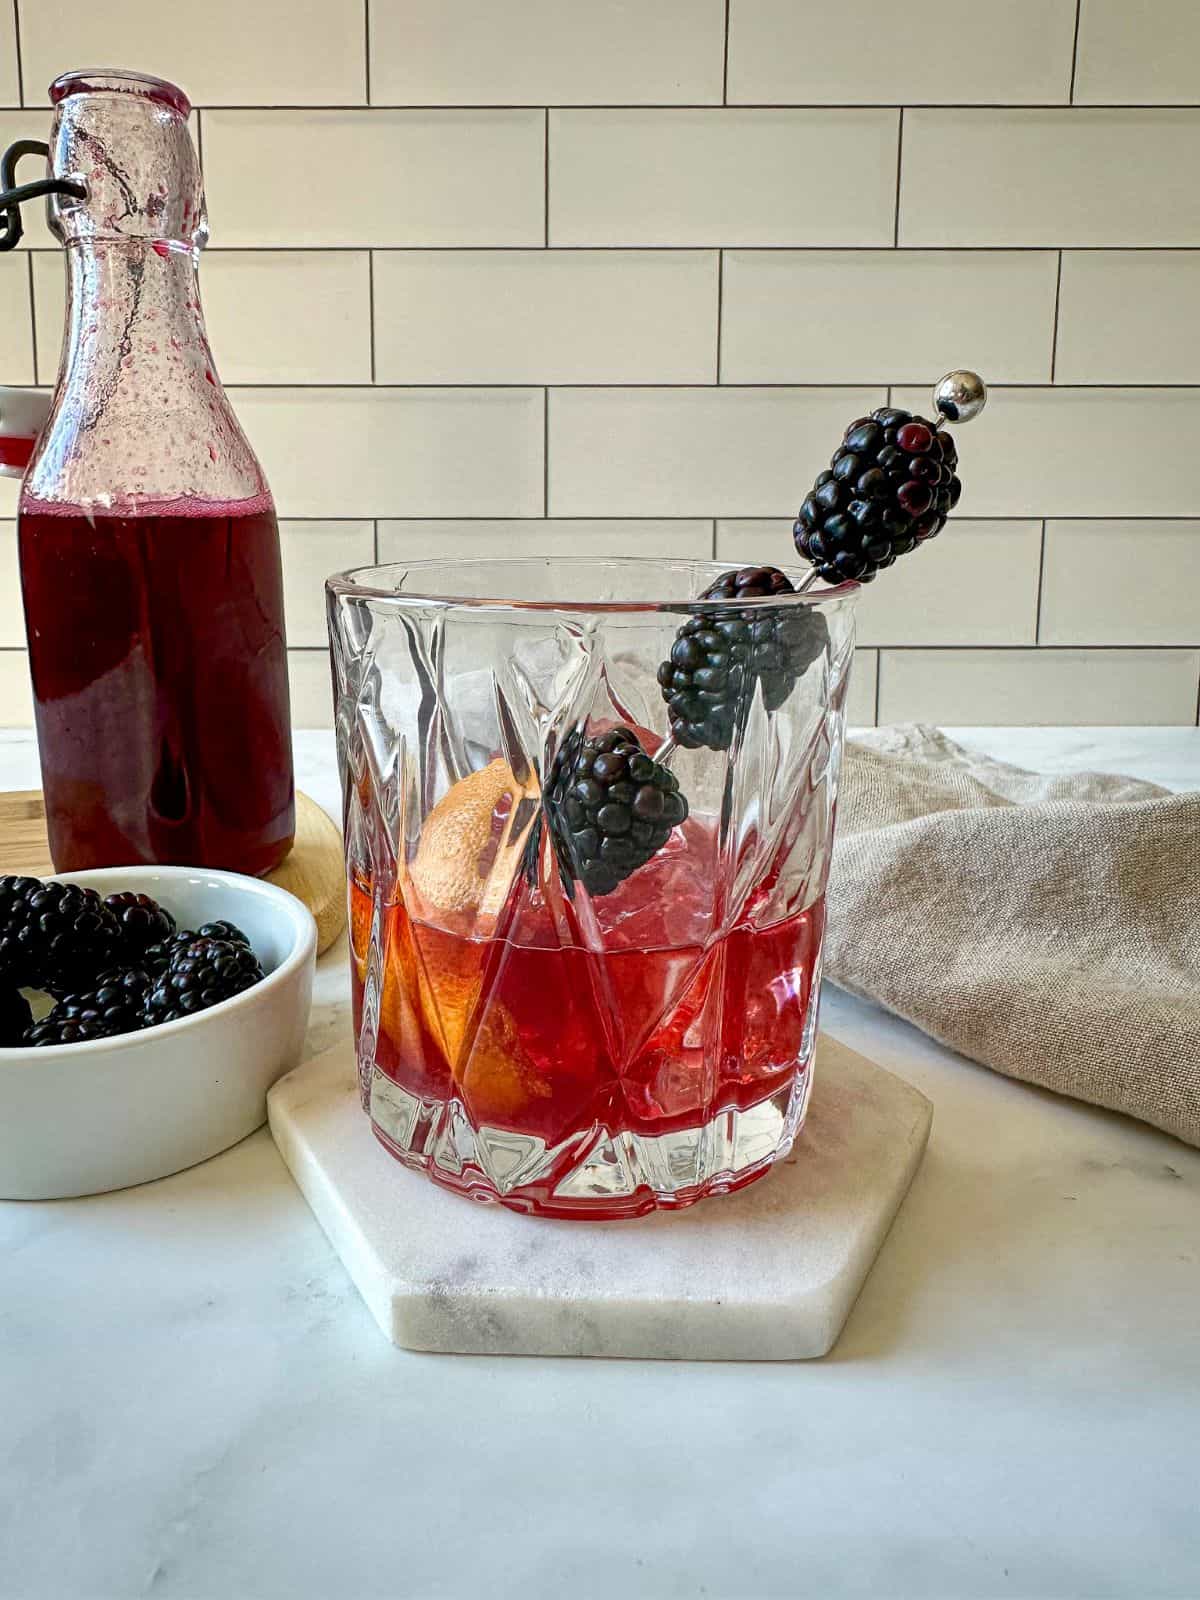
[104,892,176,962]
[657,566,829,751]
[543,726,688,898]
[39,967,151,1043]
[0,875,121,993]
[794,408,961,584]
[141,936,265,1027]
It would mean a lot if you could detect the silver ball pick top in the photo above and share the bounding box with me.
[933,370,987,425]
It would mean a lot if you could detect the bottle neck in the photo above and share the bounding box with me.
[23,240,269,514]
[57,238,215,398]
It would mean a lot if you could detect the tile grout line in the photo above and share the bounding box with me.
[195,108,204,170]
[892,109,904,248]
[367,250,376,382]
[722,0,731,104]
[1034,519,1048,644]
[24,251,37,384]
[5,642,1199,657]
[1069,0,1083,105]
[873,652,882,726]
[101,100,1200,112]
[543,108,549,247]
[33,244,1200,256]
[363,0,372,105]
[542,389,549,515]
[715,249,724,382]
[1049,250,1064,382]
[10,0,22,106]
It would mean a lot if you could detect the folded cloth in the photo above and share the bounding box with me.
[826,726,1200,1147]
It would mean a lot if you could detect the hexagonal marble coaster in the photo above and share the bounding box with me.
[267,1036,931,1361]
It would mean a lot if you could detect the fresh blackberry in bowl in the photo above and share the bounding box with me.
[0,875,121,993]
[657,566,829,752]
[195,920,251,948]
[24,1011,129,1046]
[142,931,198,976]
[794,407,961,584]
[49,967,150,1040]
[542,726,688,898]
[141,936,265,1027]
[0,987,32,1048]
[104,891,176,963]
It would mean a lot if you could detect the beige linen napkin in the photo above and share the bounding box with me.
[826,726,1200,1147]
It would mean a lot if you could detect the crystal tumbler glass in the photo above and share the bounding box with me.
[327,558,858,1219]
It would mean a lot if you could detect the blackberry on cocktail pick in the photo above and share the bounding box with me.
[541,726,688,898]
[656,566,829,752]
[0,875,121,993]
[141,936,264,1026]
[794,371,987,585]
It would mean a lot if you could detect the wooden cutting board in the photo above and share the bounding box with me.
[0,789,346,956]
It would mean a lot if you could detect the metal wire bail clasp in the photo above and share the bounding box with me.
[0,139,87,251]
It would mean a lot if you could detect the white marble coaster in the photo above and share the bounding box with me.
[268,1036,932,1361]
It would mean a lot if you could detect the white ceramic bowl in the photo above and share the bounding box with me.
[0,866,317,1200]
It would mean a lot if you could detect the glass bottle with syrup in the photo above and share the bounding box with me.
[10,69,294,875]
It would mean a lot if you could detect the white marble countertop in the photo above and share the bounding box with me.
[2,726,1198,1600]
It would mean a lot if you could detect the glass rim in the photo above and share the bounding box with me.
[326,555,859,615]
[50,68,191,118]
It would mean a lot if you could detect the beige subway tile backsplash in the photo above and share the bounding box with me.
[550,110,898,247]
[20,0,365,107]
[374,251,718,384]
[893,387,1200,519]
[717,520,1042,647]
[901,110,1200,247]
[879,649,1200,727]
[233,388,544,519]
[550,388,883,517]
[1074,0,1200,105]
[379,521,713,561]
[1041,523,1200,646]
[0,653,32,724]
[0,12,1197,732]
[33,251,373,386]
[0,14,17,105]
[727,0,1075,106]
[203,111,545,248]
[0,524,21,647]
[288,651,335,730]
[0,257,33,384]
[281,521,375,648]
[370,0,725,107]
[721,251,1057,384]
[846,651,878,728]
[1055,253,1200,385]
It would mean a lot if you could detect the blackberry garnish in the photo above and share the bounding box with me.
[104,891,176,962]
[0,875,121,993]
[656,566,829,752]
[141,936,265,1027]
[542,726,688,898]
[50,967,150,1040]
[0,987,32,1048]
[794,407,961,584]
[195,920,251,948]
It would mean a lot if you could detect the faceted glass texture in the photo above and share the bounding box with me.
[327,558,858,1219]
